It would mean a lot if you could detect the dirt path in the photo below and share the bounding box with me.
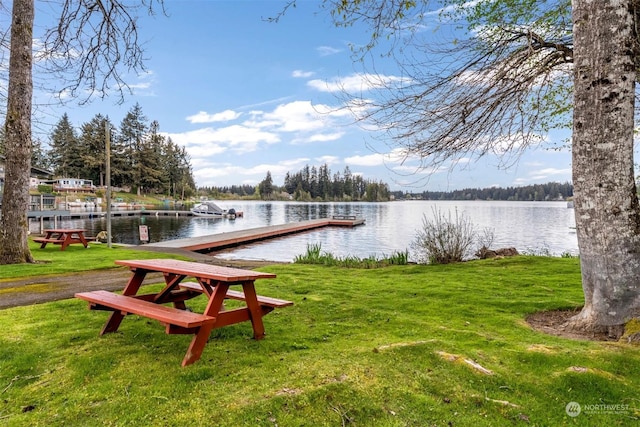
[0,269,156,309]
[0,246,282,310]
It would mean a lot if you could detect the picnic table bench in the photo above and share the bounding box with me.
[178,281,293,312]
[75,259,292,367]
[78,290,216,330]
[33,228,90,250]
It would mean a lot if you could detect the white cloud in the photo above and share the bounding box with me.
[212,125,280,148]
[165,125,280,155]
[292,132,345,144]
[261,100,331,132]
[315,155,341,165]
[169,100,353,166]
[186,109,242,124]
[346,148,411,167]
[182,141,227,159]
[237,96,295,110]
[125,71,156,94]
[292,70,314,78]
[393,164,449,175]
[317,45,341,56]
[345,153,385,166]
[169,99,366,188]
[194,158,311,187]
[476,132,548,154]
[280,157,312,167]
[512,167,572,186]
[529,167,572,180]
[307,73,413,93]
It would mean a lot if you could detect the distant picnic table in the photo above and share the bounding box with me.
[75,259,293,366]
[33,228,90,251]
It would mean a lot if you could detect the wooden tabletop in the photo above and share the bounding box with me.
[115,259,276,281]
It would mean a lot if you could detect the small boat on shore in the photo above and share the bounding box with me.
[191,201,241,219]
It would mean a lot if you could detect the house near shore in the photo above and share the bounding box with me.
[42,178,96,193]
[0,155,54,201]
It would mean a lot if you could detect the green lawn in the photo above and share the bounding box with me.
[0,255,638,426]
[1,241,183,280]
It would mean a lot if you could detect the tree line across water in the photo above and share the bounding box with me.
[391,181,573,202]
[201,165,392,201]
[203,173,574,203]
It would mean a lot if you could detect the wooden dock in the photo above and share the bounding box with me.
[145,217,365,253]
[27,209,195,220]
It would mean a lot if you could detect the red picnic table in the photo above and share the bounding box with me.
[33,228,90,250]
[75,259,293,367]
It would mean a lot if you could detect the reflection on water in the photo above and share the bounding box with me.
[29,200,578,262]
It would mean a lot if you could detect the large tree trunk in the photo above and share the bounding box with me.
[0,0,35,264]
[569,0,640,334]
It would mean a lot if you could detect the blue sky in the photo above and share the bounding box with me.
[36,0,573,191]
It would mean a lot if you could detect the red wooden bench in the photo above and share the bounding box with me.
[32,238,65,245]
[178,281,293,310]
[75,290,216,332]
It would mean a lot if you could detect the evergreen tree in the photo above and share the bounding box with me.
[78,114,110,186]
[318,163,331,200]
[118,103,148,195]
[48,113,80,178]
[31,138,49,171]
[164,140,196,199]
[284,172,296,194]
[139,120,166,194]
[343,166,353,199]
[258,171,274,200]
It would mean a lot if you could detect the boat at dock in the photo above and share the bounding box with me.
[190,201,241,219]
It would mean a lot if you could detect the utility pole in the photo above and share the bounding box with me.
[105,121,112,248]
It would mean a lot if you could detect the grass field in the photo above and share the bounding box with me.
[0,253,638,426]
[0,242,183,280]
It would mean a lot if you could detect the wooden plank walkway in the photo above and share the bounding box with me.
[145,217,365,253]
[27,210,190,220]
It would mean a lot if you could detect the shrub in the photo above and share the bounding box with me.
[411,207,478,264]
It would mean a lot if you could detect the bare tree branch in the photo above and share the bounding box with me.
[38,0,166,104]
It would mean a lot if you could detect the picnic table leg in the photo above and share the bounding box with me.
[182,323,215,367]
[39,232,53,248]
[100,269,147,334]
[180,282,229,366]
[61,235,70,251]
[242,281,266,340]
[78,232,89,248]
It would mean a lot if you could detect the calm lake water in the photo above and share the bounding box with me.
[30,200,578,262]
